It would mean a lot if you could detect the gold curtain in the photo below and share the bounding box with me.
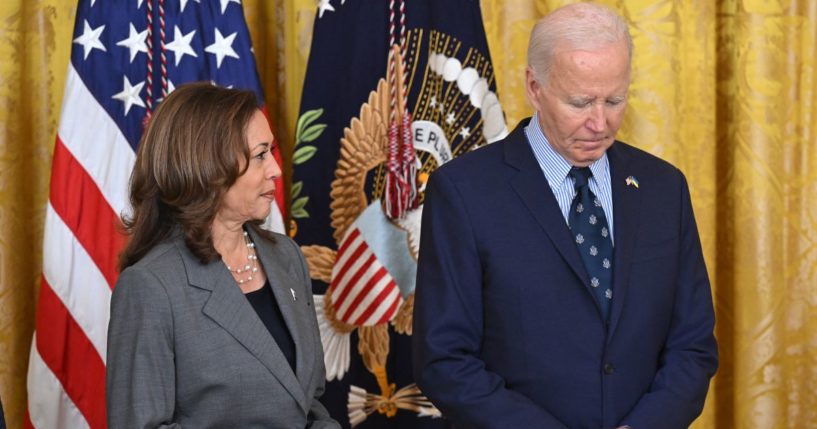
[0,1,74,427]
[0,0,814,428]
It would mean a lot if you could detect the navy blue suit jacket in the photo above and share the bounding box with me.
[413,119,718,429]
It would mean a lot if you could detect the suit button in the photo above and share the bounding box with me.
[603,363,615,375]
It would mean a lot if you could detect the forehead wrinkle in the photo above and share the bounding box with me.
[550,62,629,98]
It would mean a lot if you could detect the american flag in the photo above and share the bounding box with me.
[26,1,284,427]
[330,227,403,327]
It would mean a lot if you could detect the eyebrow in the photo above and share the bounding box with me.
[251,142,270,151]
[568,96,595,103]
[567,95,627,103]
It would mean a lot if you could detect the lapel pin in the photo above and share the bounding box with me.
[625,176,639,189]
[290,288,297,301]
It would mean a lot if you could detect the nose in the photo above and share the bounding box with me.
[267,154,282,180]
[585,103,606,133]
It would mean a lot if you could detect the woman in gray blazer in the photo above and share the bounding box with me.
[106,82,339,429]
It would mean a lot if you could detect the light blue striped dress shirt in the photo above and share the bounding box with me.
[524,113,615,243]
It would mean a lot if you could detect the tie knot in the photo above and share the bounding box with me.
[569,166,593,189]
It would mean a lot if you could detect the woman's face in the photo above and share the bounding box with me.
[218,110,281,225]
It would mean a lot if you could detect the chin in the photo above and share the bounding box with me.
[572,150,604,164]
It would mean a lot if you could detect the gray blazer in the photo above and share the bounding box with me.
[106,227,340,429]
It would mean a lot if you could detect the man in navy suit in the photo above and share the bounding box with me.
[412,3,718,428]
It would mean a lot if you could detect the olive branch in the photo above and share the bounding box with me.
[291,108,326,218]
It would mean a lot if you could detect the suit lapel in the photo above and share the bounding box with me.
[606,143,641,342]
[505,122,591,290]
[179,235,309,413]
[248,227,315,396]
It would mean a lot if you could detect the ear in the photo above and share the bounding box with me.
[525,67,544,112]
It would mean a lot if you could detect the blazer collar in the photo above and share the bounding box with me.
[505,119,592,292]
[249,226,316,397]
[605,142,641,341]
[178,229,310,413]
[506,120,642,326]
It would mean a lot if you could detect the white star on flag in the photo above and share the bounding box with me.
[73,20,106,60]
[180,0,200,12]
[459,127,471,138]
[210,80,234,89]
[219,0,241,14]
[116,24,148,63]
[111,76,146,115]
[165,26,198,66]
[446,112,455,125]
[318,0,335,18]
[429,96,437,108]
[205,29,239,68]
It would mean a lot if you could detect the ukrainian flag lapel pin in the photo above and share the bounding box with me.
[626,176,639,189]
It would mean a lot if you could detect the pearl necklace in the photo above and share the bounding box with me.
[225,231,259,285]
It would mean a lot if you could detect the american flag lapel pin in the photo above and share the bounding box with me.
[626,176,639,189]
[290,288,297,301]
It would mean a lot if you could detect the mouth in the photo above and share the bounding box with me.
[577,137,608,147]
[260,190,276,199]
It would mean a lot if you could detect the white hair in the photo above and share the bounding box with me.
[528,2,633,84]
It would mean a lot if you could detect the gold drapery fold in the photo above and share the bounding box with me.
[0,1,74,427]
[0,1,814,427]
[714,1,817,427]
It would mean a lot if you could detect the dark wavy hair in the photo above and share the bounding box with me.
[120,82,274,269]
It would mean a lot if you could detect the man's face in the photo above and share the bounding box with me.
[526,39,630,167]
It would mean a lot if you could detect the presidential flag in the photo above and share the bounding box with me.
[26,1,283,427]
[292,1,507,427]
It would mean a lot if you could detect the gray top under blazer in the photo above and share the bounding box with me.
[106,227,340,429]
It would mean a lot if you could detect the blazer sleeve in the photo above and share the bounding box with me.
[107,266,181,429]
[413,170,569,429]
[620,175,718,428]
[306,382,339,429]
[288,237,341,429]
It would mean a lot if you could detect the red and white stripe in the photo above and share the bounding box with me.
[329,229,403,326]
[27,65,131,429]
[27,61,285,427]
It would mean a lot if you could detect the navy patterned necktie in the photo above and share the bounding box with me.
[568,167,614,321]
